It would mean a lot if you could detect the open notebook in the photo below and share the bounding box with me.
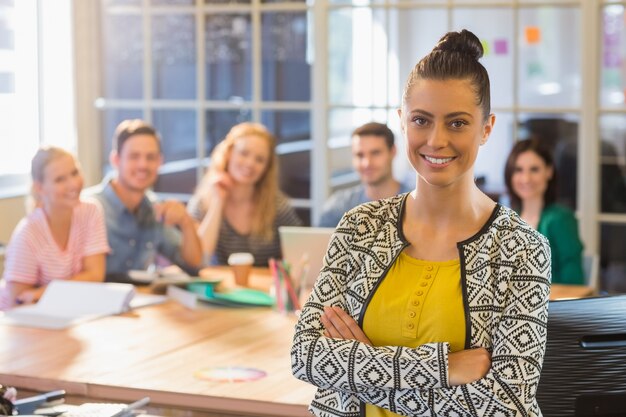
[1,280,138,329]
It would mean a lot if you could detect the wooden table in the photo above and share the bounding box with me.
[550,283,595,300]
[0,268,315,417]
[0,268,594,416]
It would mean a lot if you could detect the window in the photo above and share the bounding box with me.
[0,0,38,193]
[326,3,582,208]
[599,3,626,293]
[0,0,75,196]
[96,0,312,222]
[87,0,626,292]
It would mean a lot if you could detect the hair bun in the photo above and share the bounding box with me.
[433,29,483,61]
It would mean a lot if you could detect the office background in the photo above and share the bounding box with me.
[1,0,625,293]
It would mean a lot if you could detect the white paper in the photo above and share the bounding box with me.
[166,285,198,309]
[130,293,167,309]
[1,281,136,329]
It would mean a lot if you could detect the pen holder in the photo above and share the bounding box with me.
[268,258,300,314]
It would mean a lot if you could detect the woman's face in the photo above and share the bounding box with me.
[37,154,84,210]
[399,78,494,190]
[227,134,271,186]
[511,150,553,203]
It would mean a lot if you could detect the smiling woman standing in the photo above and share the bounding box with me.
[291,30,551,416]
[505,139,584,284]
[0,147,109,310]
[187,122,301,267]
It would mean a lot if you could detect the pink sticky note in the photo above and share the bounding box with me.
[494,39,508,55]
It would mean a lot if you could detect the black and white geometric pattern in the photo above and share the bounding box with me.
[291,193,551,417]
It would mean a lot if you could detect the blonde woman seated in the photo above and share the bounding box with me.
[0,147,110,310]
[187,122,301,267]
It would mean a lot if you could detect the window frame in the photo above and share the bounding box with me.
[71,0,626,290]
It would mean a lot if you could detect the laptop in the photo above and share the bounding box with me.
[278,226,335,290]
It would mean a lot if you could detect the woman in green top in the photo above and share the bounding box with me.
[504,139,584,284]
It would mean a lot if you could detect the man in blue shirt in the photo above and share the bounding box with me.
[318,122,413,227]
[93,120,203,281]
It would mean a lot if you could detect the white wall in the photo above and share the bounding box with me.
[0,196,26,244]
[0,197,24,278]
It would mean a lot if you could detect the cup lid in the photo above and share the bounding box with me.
[228,252,254,265]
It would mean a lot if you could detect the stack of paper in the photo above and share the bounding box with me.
[1,280,136,329]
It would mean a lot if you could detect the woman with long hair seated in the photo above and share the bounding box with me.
[504,138,584,284]
[0,147,110,309]
[187,122,301,267]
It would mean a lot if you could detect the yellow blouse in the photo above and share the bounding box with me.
[363,251,465,417]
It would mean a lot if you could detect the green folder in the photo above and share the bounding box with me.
[186,283,274,307]
[212,288,274,307]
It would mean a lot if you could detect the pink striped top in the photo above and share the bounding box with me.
[0,200,110,309]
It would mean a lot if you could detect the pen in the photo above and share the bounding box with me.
[111,397,150,417]
[13,390,66,416]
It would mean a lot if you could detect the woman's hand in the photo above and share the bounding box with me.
[321,306,490,386]
[153,200,194,228]
[320,306,372,345]
[447,347,491,386]
[208,171,234,202]
[15,286,46,305]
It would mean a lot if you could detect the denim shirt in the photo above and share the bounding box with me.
[93,181,186,276]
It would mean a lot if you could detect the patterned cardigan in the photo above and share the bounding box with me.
[291,193,551,417]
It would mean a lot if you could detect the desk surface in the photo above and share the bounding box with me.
[0,268,315,417]
[0,268,594,416]
[550,283,595,300]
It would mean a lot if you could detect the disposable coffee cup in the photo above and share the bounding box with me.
[228,252,255,287]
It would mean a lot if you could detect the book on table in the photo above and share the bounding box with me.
[1,280,137,329]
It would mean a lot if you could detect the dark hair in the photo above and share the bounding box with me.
[352,122,395,149]
[112,119,161,154]
[504,138,557,210]
[402,29,491,120]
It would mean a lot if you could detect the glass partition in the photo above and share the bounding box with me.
[152,14,196,100]
[205,13,252,101]
[599,115,626,213]
[452,8,515,108]
[102,13,143,99]
[262,11,310,101]
[517,7,581,108]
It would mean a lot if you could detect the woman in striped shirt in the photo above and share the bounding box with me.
[187,122,301,267]
[0,147,110,310]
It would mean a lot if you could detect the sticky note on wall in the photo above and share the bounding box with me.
[525,26,541,44]
[481,40,490,55]
[494,38,508,55]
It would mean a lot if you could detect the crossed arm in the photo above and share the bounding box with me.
[321,305,491,386]
[292,223,550,416]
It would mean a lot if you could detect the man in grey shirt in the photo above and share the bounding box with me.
[318,122,413,227]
